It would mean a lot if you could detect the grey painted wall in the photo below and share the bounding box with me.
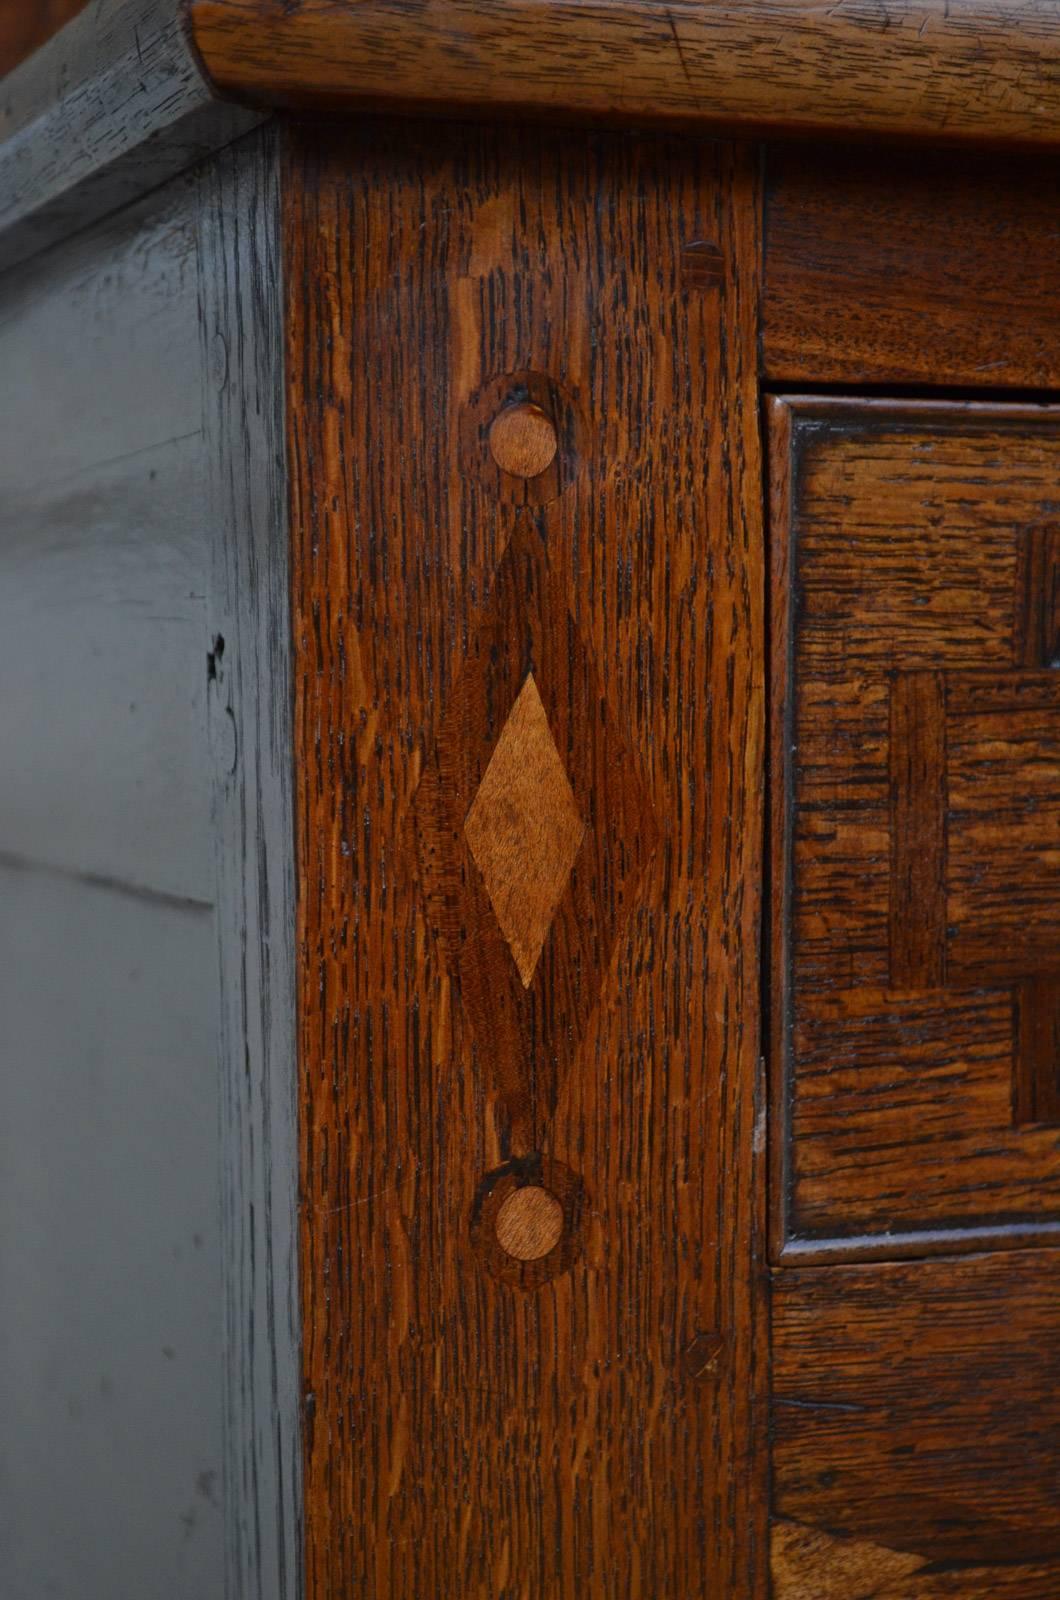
[0,174,224,1596]
[0,183,213,899]
[0,121,299,1600]
[0,864,223,1597]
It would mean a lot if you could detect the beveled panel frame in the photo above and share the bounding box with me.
[769,396,1060,1266]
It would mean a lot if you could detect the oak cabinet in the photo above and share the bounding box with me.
[769,399,1060,1598]
[771,399,1060,1259]
[1,3,1058,1597]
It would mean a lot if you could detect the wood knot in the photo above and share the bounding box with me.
[495,1184,565,1260]
[488,402,559,480]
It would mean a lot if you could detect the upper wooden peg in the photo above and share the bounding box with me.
[488,402,558,480]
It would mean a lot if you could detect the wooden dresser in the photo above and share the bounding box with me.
[1,3,1057,1596]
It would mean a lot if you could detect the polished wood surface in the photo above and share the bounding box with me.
[770,397,1060,1264]
[190,0,1060,147]
[772,1250,1060,1596]
[762,147,1060,390]
[284,117,767,1597]
[6,2,1060,272]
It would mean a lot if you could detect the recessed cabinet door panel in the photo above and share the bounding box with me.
[770,397,1060,1599]
[770,398,1060,1262]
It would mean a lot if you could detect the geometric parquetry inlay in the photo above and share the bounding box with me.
[778,404,1060,1255]
[414,516,658,1159]
[889,524,1060,1128]
[464,673,585,988]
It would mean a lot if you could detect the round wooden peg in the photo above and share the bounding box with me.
[488,402,558,480]
[494,1184,565,1261]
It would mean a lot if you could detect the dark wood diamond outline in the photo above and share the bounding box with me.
[414,515,658,1156]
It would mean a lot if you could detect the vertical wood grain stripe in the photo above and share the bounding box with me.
[284,119,767,1597]
[1015,524,1060,670]
[1011,527,1060,1128]
[1015,977,1060,1128]
[890,670,948,990]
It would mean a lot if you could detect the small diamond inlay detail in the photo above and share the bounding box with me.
[464,673,585,987]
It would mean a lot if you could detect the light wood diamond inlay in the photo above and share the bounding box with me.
[464,673,585,986]
[413,513,658,1174]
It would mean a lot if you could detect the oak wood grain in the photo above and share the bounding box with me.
[1016,524,1060,670]
[413,511,661,1164]
[771,1520,926,1600]
[772,1251,1060,1581]
[284,117,766,1598]
[888,670,946,991]
[1016,976,1060,1129]
[945,678,1060,990]
[770,397,1060,1262]
[772,1517,1060,1600]
[762,146,1060,390]
[190,0,1060,149]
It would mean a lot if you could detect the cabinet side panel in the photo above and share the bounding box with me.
[0,179,224,1598]
[0,181,211,898]
[284,121,767,1598]
[197,125,303,1600]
